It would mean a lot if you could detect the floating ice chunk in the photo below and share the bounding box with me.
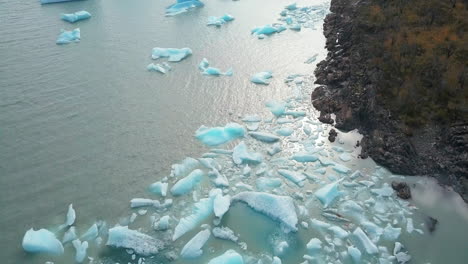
[173,196,214,240]
[147,63,171,74]
[232,192,297,232]
[56,28,80,44]
[285,3,297,10]
[406,218,414,234]
[251,71,273,85]
[249,131,280,143]
[207,14,235,26]
[72,239,88,263]
[291,153,318,162]
[61,11,91,23]
[318,157,335,166]
[350,170,362,179]
[251,25,282,36]
[107,226,164,256]
[310,219,331,235]
[242,115,262,122]
[338,200,366,222]
[347,246,361,264]
[276,127,293,136]
[278,169,306,187]
[209,169,229,188]
[289,24,301,31]
[232,142,263,165]
[371,183,394,197]
[265,101,287,117]
[328,225,349,239]
[22,228,64,255]
[154,215,171,231]
[351,227,379,255]
[166,0,204,16]
[149,182,168,197]
[272,256,282,264]
[81,223,98,241]
[267,143,282,156]
[180,229,211,259]
[333,164,351,174]
[214,193,231,218]
[273,241,289,256]
[256,177,282,191]
[171,157,199,178]
[41,0,80,3]
[220,14,235,22]
[171,169,204,196]
[130,198,158,208]
[203,67,233,76]
[339,153,351,162]
[361,221,383,242]
[285,111,306,118]
[65,204,76,227]
[208,249,244,264]
[382,224,401,241]
[62,226,77,244]
[315,180,343,207]
[212,227,238,242]
[196,123,245,146]
[394,242,411,264]
[151,47,192,62]
[306,238,322,254]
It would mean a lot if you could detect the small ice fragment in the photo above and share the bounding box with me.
[256,177,282,191]
[383,224,401,241]
[65,204,76,226]
[289,24,301,31]
[62,226,77,244]
[165,0,204,16]
[339,153,352,162]
[208,249,244,264]
[22,228,64,255]
[180,229,211,259]
[173,195,215,240]
[328,225,349,239]
[56,28,80,44]
[147,63,170,74]
[406,218,414,234]
[242,115,262,122]
[243,165,251,176]
[306,238,322,254]
[170,157,199,178]
[171,169,204,196]
[394,242,411,264]
[195,123,245,146]
[214,193,231,219]
[352,227,379,255]
[347,246,361,264]
[284,111,306,118]
[130,198,158,208]
[249,131,280,143]
[273,241,289,256]
[315,180,343,207]
[333,164,351,174]
[267,143,282,156]
[278,169,306,187]
[207,14,235,26]
[232,192,298,232]
[151,47,192,62]
[371,183,394,197]
[272,256,282,264]
[154,215,171,231]
[265,101,287,117]
[291,153,318,162]
[212,227,238,242]
[149,182,168,197]
[338,200,366,222]
[107,226,164,256]
[350,170,362,179]
[72,239,88,263]
[81,223,98,241]
[285,3,297,10]
[276,127,294,136]
[232,142,263,165]
[61,11,91,23]
[251,71,273,85]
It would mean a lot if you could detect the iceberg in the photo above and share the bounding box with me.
[371,183,394,197]
[209,169,229,188]
[65,203,76,227]
[232,192,298,232]
[265,101,286,117]
[347,246,361,264]
[267,143,282,156]
[276,127,294,136]
[149,181,168,197]
[22,228,64,255]
[332,164,351,174]
[154,215,171,231]
[256,177,282,191]
[151,47,192,62]
[170,157,199,178]
[130,198,159,208]
[56,28,80,44]
[285,3,297,10]
[315,180,343,207]
[72,239,88,263]
[198,58,233,76]
[251,71,273,85]
[251,25,286,38]
[306,238,322,254]
[173,196,214,240]
[232,142,263,165]
[61,11,91,23]
[62,226,77,244]
[291,153,318,162]
[81,223,98,241]
[213,193,231,218]
[272,256,282,264]
[207,14,235,27]
[170,169,204,196]
[278,169,306,187]
[107,226,164,256]
[147,63,171,74]
[195,123,245,146]
[249,131,280,143]
[382,224,401,241]
[166,0,204,16]
[208,249,244,264]
[41,0,79,4]
[212,226,238,242]
[351,227,379,255]
[180,229,211,259]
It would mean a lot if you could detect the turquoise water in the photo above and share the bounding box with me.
[1,0,467,264]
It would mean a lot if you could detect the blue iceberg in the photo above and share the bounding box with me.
[173,194,215,241]
[208,250,244,264]
[278,169,306,187]
[251,24,286,38]
[166,0,204,16]
[72,239,88,263]
[152,47,192,62]
[170,169,204,196]
[61,11,91,23]
[198,58,233,76]
[147,63,171,74]
[248,131,280,143]
[207,14,235,27]
[180,229,211,259]
[106,226,164,256]
[195,123,245,146]
[315,180,344,207]
[232,142,263,165]
[22,228,64,255]
[251,71,273,84]
[56,28,80,44]
[265,101,286,116]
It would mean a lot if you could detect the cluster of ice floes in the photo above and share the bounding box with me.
[22,73,423,264]
[166,0,204,16]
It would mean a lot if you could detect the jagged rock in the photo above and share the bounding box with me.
[328,129,338,142]
[391,181,411,200]
[425,216,438,233]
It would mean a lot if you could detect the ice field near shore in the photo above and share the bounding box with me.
[2,0,468,264]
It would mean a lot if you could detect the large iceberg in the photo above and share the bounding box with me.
[22,228,64,255]
[166,0,204,16]
[170,169,204,196]
[251,71,273,85]
[195,123,245,146]
[61,11,91,23]
[56,28,80,44]
[208,249,244,264]
[180,229,211,258]
[232,192,297,232]
[151,47,192,62]
[106,226,164,256]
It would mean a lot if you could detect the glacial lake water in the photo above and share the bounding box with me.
[1,0,467,264]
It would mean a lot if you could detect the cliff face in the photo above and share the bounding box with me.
[313,0,468,200]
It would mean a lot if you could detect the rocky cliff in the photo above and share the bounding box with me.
[313,0,468,200]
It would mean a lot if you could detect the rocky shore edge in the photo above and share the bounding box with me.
[313,0,468,201]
